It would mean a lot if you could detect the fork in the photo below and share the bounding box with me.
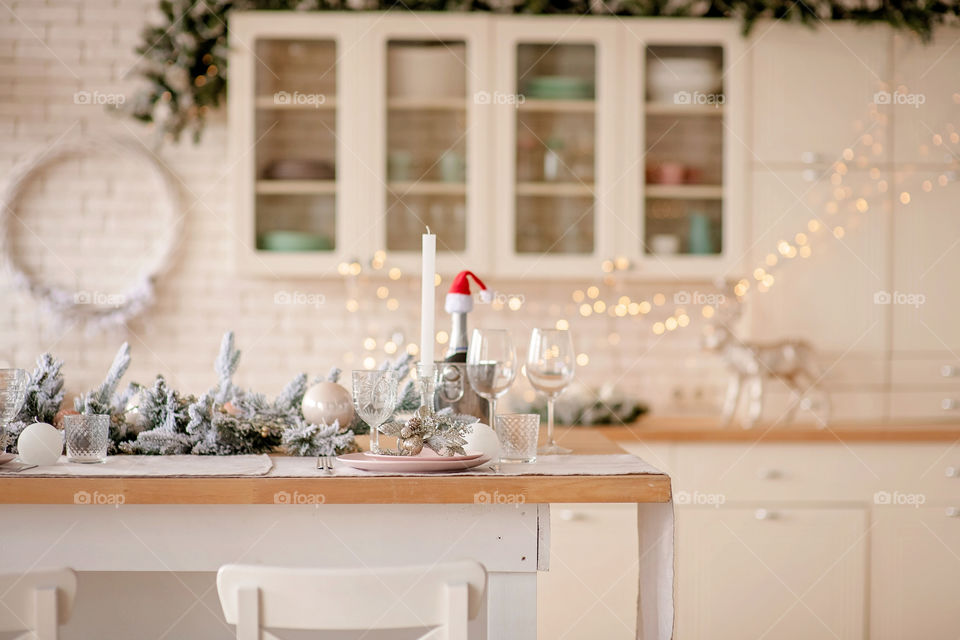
[316,455,335,474]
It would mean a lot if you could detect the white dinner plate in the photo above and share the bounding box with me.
[362,450,484,462]
[337,452,491,473]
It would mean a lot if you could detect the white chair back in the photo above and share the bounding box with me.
[0,568,77,640]
[217,561,486,640]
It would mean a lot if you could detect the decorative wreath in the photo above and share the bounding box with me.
[0,138,183,331]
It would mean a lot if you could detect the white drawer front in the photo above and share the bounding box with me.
[891,358,960,387]
[889,391,960,420]
[674,443,880,502]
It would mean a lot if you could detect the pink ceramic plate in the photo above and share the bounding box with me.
[362,450,484,462]
[0,453,16,466]
[337,452,491,473]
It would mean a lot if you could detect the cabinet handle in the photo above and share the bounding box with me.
[801,169,818,183]
[946,507,960,518]
[754,509,778,521]
[558,509,583,522]
[946,466,959,478]
[942,399,959,411]
[757,468,782,480]
[800,151,821,164]
[941,365,959,378]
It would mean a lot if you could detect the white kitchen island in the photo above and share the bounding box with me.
[0,430,672,639]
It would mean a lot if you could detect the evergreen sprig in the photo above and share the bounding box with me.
[129,0,959,143]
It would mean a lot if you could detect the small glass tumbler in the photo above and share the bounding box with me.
[495,413,539,463]
[64,414,109,464]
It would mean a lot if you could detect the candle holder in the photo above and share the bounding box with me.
[416,363,441,418]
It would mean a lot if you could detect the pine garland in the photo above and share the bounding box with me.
[129,0,959,143]
[1,353,66,453]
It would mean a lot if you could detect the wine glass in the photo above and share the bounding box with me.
[526,329,575,454]
[466,329,517,425]
[352,370,399,454]
[0,369,28,450]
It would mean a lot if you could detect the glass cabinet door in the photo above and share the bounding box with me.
[494,19,619,277]
[230,14,361,275]
[622,23,746,277]
[253,39,339,255]
[370,16,492,274]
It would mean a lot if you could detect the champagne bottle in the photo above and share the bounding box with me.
[444,311,469,362]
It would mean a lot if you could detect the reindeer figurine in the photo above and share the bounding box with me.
[703,307,830,428]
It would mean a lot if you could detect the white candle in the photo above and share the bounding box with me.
[420,229,436,369]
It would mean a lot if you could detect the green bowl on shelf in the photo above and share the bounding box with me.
[257,231,333,252]
[525,76,594,100]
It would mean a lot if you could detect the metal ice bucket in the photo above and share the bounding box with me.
[433,362,491,425]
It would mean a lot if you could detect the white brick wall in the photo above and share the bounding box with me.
[0,0,728,414]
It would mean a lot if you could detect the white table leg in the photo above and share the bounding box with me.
[484,571,537,639]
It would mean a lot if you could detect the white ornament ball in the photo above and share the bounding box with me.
[463,422,500,460]
[17,422,63,466]
[301,382,355,430]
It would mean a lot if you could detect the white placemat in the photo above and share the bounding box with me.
[0,454,273,476]
[269,453,665,477]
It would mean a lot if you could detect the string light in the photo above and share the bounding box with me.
[555,319,569,330]
[363,337,376,350]
[388,267,402,280]
[586,286,600,299]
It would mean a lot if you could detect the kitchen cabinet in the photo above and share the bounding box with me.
[750,22,892,167]
[538,504,638,640]
[548,440,960,639]
[891,28,960,166]
[871,506,960,639]
[619,20,747,278]
[229,13,748,279]
[890,172,960,353]
[365,15,494,275]
[229,13,363,276]
[677,507,867,640]
[491,17,620,277]
[748,169,891,354]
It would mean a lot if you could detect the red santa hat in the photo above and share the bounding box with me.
[445,270,491,313]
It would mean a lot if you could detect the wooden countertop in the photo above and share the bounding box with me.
[595,417,960,443]
[0,429,671,505]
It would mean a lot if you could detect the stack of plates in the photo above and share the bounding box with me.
[337,450,490,473]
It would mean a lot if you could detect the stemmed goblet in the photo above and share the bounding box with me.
[466,329,517,426]
[352,369,399,454]
[526,328,575,454]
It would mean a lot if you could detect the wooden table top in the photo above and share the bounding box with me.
[0,429,671,505]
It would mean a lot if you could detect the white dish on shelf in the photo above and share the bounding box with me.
[646,57,721,103]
